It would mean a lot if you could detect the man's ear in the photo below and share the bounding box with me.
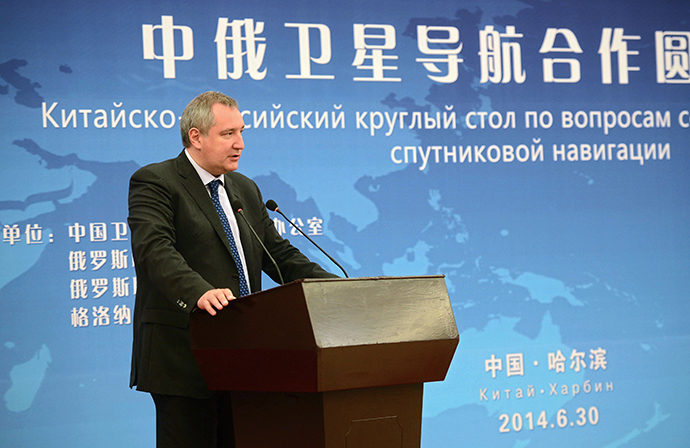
[188,128,202,149]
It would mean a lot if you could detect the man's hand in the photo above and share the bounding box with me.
[196,288,236,316]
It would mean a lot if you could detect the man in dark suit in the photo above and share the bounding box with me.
[127,91,337,447]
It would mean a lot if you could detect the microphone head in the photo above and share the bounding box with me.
[265,199,279,212]
[231,199,244,212]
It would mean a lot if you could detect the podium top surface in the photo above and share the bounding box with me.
[297,276,458,348]
[192,275,458,350]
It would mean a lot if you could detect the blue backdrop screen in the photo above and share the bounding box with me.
[1,0,689,446]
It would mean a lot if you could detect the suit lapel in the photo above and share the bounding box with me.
[175,152,236,258]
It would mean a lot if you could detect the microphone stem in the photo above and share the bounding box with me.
[236,209,285,285]
[274,207,349,278]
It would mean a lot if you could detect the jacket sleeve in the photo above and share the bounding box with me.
[128,165,215,312]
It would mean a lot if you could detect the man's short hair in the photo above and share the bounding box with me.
[180,91,238,148]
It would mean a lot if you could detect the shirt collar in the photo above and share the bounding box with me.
[184,149,223,187]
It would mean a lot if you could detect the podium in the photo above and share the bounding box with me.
[190,275,458,448]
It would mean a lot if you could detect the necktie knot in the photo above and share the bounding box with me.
[208,179,221,195]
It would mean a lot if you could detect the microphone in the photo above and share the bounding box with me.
[265,199,349,278]
[231,199,284,286]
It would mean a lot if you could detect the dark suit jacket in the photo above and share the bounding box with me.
[128,151,337,398]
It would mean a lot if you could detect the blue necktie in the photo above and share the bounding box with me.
[208,179,250,297]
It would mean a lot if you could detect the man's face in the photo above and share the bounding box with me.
[190,103,245,176]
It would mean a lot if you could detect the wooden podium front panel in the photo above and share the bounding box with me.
[231,384,423,448]
[324,383,423,448]
[231,390,326,447]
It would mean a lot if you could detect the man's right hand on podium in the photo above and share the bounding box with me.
[196,288,236,316]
